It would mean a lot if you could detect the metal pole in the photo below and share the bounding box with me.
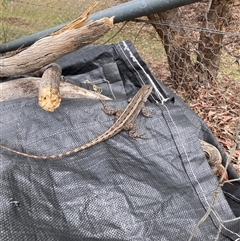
[0,0,200,53]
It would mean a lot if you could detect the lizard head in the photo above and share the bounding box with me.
[141,85,153,102]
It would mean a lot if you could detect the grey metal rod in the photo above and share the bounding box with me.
[0,0,200,54]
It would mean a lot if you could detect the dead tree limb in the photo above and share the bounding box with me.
[38,63,62,112]
[0,17,114,77]
[0,77,111,102]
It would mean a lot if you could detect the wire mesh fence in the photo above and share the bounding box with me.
[1,0,240,239]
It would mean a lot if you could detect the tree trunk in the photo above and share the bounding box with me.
[148,0,236,88]
[196,0,236,82]
[148,10,195,88]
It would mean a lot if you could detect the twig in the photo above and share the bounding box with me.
[188,183,223,241]
[220,115,240,184]
[103,21,129,44]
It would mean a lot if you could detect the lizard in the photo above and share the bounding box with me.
[0,84,229,183]
[199,139,231,184]
[0,85,153,160]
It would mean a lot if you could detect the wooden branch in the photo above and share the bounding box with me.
[50,2,98,36]
[38,63,62,112]
[0,77,111,102]
[0,17,114,77]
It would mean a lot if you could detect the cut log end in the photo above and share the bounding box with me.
[38,87,61,112]
[38,63,62,112]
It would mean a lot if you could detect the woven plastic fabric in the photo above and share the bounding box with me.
[0,41,239,240]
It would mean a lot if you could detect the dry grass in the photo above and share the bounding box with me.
[0,0,115,43]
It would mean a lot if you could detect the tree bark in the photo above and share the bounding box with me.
[148,0,236,87]
[148,10,195,87]
[0,77,111,102]
[0,17,114,77]
[38,64,62,112]
[196,0,236,82]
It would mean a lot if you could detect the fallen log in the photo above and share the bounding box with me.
[38,63,62,112]
[0,17,114,77]
[0,77,111,102]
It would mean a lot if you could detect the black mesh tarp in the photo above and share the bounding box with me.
[0,41,240,240]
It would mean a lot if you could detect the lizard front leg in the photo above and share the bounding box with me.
[100,100,122,118]
[124,108,153,139]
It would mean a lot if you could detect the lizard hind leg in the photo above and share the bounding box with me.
[124,123,146,139]
[141,106,154,118]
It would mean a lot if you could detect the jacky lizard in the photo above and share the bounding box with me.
[0,85,153,159]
